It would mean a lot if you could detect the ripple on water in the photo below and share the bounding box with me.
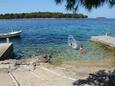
[0,19,115,62]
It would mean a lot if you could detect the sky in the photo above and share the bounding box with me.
[0,0,115,18]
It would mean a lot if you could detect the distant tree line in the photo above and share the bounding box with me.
[0,12,88,19]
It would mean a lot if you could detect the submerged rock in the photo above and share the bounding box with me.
[34,54,52,63]
[73,70,115,86]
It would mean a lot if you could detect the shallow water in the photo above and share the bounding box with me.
[0,18,115,61]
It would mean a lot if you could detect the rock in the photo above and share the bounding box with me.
[109,70,115,86]
[73,80,90,86]
[84,84,91,86]
[73,69,115,86]
[35,54,52,63]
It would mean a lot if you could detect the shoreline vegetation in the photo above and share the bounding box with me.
[0,12,88,19]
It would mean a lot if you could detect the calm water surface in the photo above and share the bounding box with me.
[0,19,115,61]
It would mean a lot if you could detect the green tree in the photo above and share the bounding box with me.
[0,12,88,19]
[55,0,115,11]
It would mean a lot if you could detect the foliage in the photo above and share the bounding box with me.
[55,0,115,11]
[0,12,88,19]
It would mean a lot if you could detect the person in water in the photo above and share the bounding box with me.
[80,44,84,55]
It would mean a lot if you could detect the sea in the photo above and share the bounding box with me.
[0,18,115,61]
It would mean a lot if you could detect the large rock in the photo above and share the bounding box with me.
[33,54,52,63]
[73,70,115,86]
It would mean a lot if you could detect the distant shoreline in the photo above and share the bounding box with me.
[0,18,114,20]
[0,18,88,20]
[0,12,88,19]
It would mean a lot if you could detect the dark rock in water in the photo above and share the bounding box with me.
[73,70,115,86]
[43,54,52,63]
[34,54,52,63]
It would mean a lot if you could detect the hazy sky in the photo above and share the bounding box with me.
[0,0,115,18]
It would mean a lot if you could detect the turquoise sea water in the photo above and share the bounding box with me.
[0,19,115,61]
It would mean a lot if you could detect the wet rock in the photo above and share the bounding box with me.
[73,70,115,86]
[35,54,52,63]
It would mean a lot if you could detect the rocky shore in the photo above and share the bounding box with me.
[0,55,115,86]
[73,70,115,86]
[0,54,52,72]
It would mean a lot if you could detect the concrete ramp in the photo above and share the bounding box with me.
[12,66,74,86]
[0,73,14,86]
[0,43,13,60]
[91,35,115,49]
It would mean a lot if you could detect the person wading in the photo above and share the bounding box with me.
[80,44,84,55]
